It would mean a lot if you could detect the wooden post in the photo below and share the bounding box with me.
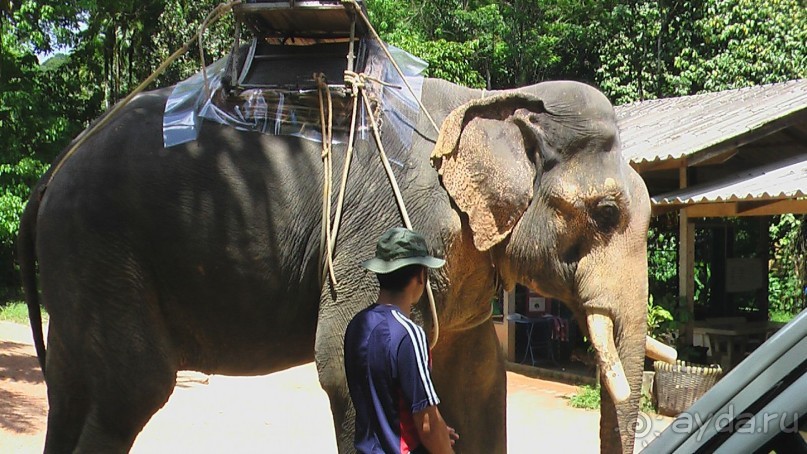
[503,290,516,361]
[757,216,770,318]
[679,165,695,345]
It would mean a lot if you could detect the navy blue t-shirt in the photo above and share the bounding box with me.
[344,304,440,454]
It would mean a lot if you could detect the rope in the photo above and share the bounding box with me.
[329,67,443,347]
[316,74,338,288]
[358,88,441,349]
[198,0,236,95]
[323,77,361,282]
[360,94,412,227]
[45,0,242,188]
[342,0,440,135]
[334,2,445,345]
[345,70,401,89]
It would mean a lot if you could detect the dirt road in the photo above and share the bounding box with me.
[0,321,669,453]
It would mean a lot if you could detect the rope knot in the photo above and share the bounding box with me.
[344,70,365,95]
[314,72,329,90]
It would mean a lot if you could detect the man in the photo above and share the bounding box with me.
[344,227,459,454]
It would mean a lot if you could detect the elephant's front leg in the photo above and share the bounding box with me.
[314,276,377,453]
[431,320,507,454]
[315,324,354,453]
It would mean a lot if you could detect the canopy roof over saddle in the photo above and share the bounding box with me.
[233,0,369,41]
[163,0,427,148]
[227,0,370,90]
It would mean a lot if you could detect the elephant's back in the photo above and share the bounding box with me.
[39,86,323,258]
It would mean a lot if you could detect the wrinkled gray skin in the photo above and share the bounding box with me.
[18,78,650,453]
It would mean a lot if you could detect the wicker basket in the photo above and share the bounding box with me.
[653,360,722,417]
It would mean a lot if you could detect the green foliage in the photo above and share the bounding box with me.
[770,309,797,324]
[568,384,600,410]
[769,215,806,315]
[368,0,610,88]
[677,0,807,92]
[646,218,689,341]
[569,383,657,413]
[640,390,655,414]
[647,294,674,341]
[1,0,805,301]
[597,1,668,104]
[693,258,712,306]
[368,0,486,87]
[1,16,97,289]
[647,220,678,296]
[597,0,807,104]
[386,34,486,88]
[0,300,46,323]
[0,159,46,243]
[0,0,234,292]
[149,0,235,86]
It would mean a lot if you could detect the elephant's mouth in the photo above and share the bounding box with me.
[586,309,677,404]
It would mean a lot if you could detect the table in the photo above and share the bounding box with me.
[693,319,785,370]
[507,315,561,367]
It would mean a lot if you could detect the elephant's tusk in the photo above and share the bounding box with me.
[586,312,631,404]
[646,335,677,364]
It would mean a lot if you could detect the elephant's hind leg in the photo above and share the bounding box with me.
[44,325,178,453]
[42,278,179,453]
[73,374,176,453]
[45,329,178,453]
[42,327,90,453]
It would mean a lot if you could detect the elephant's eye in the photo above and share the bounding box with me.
[592,197,621,234]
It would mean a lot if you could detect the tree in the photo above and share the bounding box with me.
[495,0,611,87]
[1,0,805,299]
[368,0,486,87]
[1,26,83,289]
[769,215,806,315]
[597,0,806,104]
[675,0,806,93]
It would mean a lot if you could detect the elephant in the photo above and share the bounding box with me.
[17,73,670,453]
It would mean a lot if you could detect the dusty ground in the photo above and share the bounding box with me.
[0,321,670,453]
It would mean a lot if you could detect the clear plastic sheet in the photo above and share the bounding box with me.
[163,39,427,149]
[375,42,428,146]
[163,58,227,148]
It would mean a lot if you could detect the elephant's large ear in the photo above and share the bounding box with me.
[431,94,544,251]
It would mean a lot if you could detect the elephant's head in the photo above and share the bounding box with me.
[432,81,663,453]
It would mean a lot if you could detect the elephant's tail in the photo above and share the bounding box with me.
[17,191,46,373]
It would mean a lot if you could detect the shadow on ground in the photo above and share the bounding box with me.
[0,340,46,434]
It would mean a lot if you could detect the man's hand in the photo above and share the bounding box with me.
[447,426,459,446]
[414,406,457,454]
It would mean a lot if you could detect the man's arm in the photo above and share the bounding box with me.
[413,405,458,454]
[392,316,459,452]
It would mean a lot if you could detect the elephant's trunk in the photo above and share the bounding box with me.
[602,329,645,454]
[576,230,648,453]
[581,303,645,454]
[570,170,655,453]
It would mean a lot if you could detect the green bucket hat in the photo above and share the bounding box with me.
[362,227,446,274]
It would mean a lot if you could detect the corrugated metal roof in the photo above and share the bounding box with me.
[652,154,807,206]
[615,79,807,165]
